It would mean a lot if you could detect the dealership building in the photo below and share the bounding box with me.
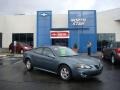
[0,8,120,52]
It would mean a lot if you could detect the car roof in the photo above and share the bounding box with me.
[38,46,67,49]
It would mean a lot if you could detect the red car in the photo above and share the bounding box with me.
[102,43,120,64]
[9,42,32,53]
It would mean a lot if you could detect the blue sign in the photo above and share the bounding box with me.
[37,11,52,47]
[68,10,96,30]
[68,10,97,53]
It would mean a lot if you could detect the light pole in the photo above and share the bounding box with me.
[13,41,16,55]
[77,30,79,52]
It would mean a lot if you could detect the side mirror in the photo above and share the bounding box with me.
[48,54,56,59]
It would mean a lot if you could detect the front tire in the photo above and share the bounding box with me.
[26,60,33,71]
[9,49,12,53]
[59,65,72,81]
[101,53,104,59]
[111,55,116,64]
[20,49,24,54]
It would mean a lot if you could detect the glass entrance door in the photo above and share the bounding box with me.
[12,33,33,47]
[52,39,68,46]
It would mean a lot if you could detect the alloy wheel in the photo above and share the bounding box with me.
[111,56,115,64]
[20,49,24,54]
[101,53,104,59]
[59,66,71,80]
[26,60,32,70]
[9,49,12,53]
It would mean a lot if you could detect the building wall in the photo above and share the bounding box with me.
[37,11,52,47]
[68,10,97,53]
[52,14,68,28]
[0,9,120,48]
[0,15,36,48]
[0,16,5,33]
[97,8,120,42]
[0,14,68,48]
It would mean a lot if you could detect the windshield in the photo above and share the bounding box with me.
[53,47,78,57]
[108,42,120,48]
[19,42,30,47]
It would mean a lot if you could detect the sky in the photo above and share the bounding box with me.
[0,0,120,15]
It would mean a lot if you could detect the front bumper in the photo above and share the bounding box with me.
[115,54,120,61]
[72,64,103,78]
[24,48,32,52]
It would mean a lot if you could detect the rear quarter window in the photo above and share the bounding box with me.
[33,48,43,54]
[43,48,55,57]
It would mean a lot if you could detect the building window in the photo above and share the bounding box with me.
[12,33,33,47]
[97,33,115,51]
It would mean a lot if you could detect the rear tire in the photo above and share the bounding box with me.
[26,60,33,71]
[59,65,72,81]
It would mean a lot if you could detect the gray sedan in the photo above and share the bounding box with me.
[23,46,103,80]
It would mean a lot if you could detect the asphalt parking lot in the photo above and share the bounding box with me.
[0,55,120,90]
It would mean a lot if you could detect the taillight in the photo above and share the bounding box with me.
[115,48,120,53]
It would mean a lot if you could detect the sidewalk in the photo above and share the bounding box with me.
[0,48,23,58]
[0,51,102,58]
[0,53,23,58]
[91,52,102,57]
[80,52,102,57]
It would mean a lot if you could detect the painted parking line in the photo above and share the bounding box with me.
[3,58,22,61]
[13,60,22,65]
[0,55,7,57]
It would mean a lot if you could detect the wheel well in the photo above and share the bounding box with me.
[24,57,30,64]
[20,48,24,52]
[20,48,23,50]
[57,64,71,74]
[111,51,115,56]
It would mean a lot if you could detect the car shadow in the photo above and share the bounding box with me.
[23,67,103,84]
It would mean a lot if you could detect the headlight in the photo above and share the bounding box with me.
[76,64,92,69]
[24,47,28,49]
[117,53,120,56]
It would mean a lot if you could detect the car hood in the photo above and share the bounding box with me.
[60,55,101,65]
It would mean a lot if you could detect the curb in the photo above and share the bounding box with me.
[0,54,23,58]
[0,55,7,57]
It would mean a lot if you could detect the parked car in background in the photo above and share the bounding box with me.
[102,42,120,64]
[23,46,103,81]
[9,42,32,53]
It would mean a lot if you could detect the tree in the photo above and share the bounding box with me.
[73,43,78,49]
[73,43,78,52]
